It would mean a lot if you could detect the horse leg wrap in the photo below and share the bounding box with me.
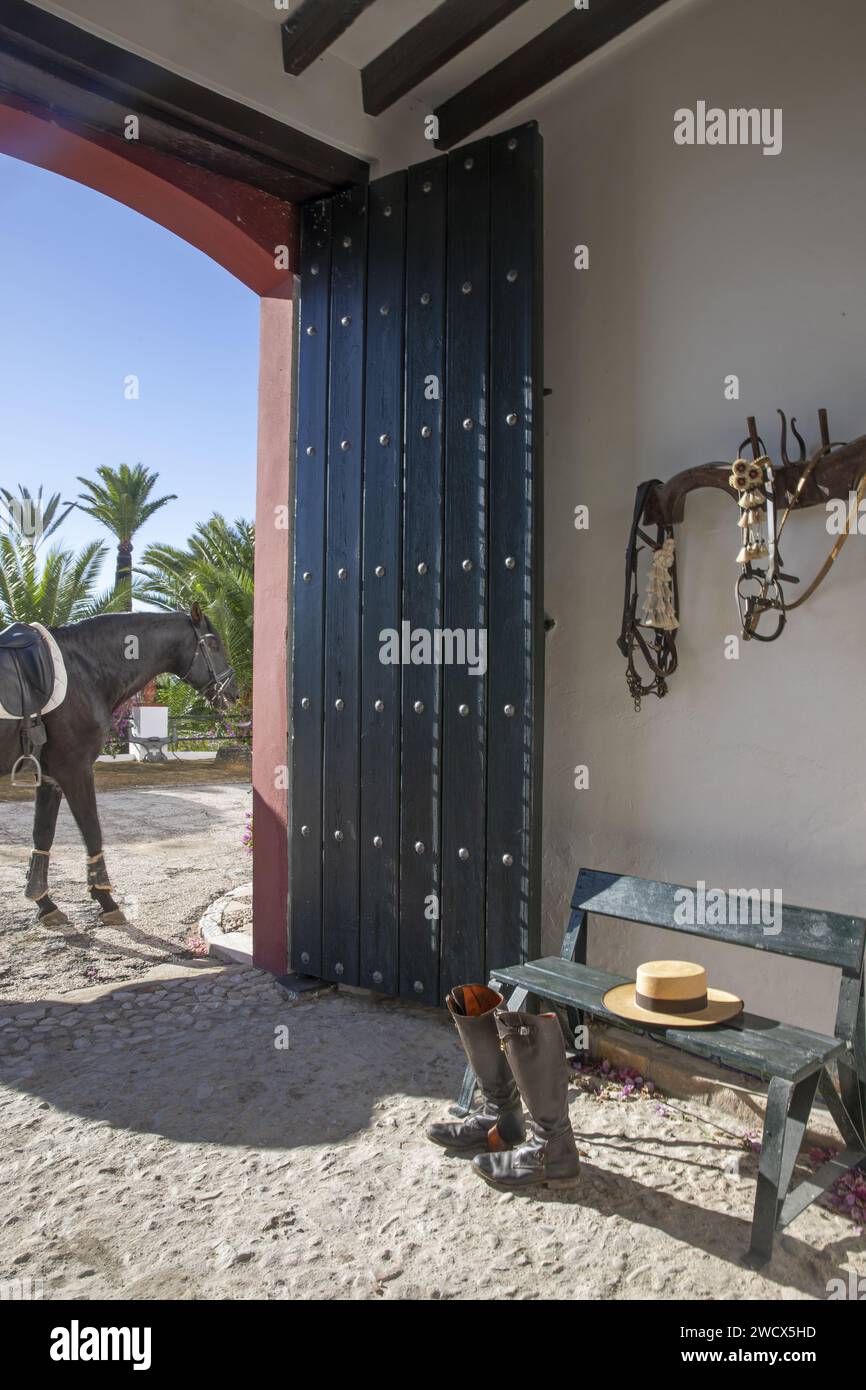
[86,852,113,893]
[25,849,50,901]
[87,852,126,925]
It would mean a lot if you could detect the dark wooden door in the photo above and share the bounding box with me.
[290,122,543,1004]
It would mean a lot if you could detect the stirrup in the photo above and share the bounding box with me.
[11,753,42,788]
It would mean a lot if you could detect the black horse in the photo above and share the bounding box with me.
[0,604,238,925]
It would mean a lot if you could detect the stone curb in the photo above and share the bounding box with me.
[200,882,254,966]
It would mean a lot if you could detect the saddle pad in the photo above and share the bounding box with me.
[0,622,67,720]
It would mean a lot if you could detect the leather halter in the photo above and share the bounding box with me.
[182,617,236,706]
[617,478,678,710]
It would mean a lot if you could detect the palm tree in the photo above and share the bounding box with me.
[0,534,132,626]
[137,514,254,701]
[76,464,176,607]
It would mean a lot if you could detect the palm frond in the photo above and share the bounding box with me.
[137,514,255,697]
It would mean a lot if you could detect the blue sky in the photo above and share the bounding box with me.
[0,153,259,586]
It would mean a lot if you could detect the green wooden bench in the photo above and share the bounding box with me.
[455,868,866,1266]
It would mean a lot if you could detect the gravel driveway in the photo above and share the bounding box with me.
[0,782,252,1000]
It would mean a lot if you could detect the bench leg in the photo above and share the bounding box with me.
[451,984,529,1115]
[837,1059,866,1153]
[745,1072,819,1268]
[820,1063,865,1150]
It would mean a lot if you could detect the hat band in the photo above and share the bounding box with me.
[634,989,707,1015]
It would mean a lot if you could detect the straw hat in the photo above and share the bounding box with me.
[602,960,743,1028]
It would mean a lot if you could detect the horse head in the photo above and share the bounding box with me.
[183,602,240,711]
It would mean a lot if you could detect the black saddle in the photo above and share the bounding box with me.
[0,623,54,717]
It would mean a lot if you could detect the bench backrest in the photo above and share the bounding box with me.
[572,868,866,975]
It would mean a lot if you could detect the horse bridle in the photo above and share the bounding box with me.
[620,414,866,701]
[182,617,236,706]
[734,430,866,642]
[617,477,679,710]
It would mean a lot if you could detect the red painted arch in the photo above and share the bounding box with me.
[0,98,297,295]
[1,93,296,975]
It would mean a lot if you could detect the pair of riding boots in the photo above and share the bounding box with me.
[426,985,579,1190]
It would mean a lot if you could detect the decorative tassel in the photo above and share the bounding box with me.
[641,535,678,630]
[730,456,770,569]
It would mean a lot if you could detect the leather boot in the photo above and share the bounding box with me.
[426,985,525,1153]
[472,1009,580,1189]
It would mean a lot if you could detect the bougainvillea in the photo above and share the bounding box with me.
[809,1146,866,1234]
[570,1055,661,1102]
[102,703,133,755]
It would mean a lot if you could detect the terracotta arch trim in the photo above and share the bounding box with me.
[0,98,298,293]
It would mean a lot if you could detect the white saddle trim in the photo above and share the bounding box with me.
[0,621,68,719]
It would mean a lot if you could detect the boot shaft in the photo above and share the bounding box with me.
[447,986,520,1112]
[426,983,524,1152]
[471,1008,579,1189]
[494,1010,571,1137]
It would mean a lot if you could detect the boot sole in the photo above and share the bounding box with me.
[426,1135,489,1153]
[427,1133,524,1154]
[473,1168,580,1192]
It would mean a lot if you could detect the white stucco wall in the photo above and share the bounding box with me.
[31,0,866,1029]
[518,0,866,1032]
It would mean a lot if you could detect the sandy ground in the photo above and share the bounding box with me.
[0,779,863,1301]
[0,782,252,1000]
[0,965,863,1301]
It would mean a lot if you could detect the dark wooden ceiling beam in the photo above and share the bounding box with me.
[434,0,671,150]
[361,0,531,117]
[281,0,379,76]
[0,0,368,195]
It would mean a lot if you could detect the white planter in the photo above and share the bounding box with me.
[130,705,169,761]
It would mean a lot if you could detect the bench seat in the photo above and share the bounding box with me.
[456,867,866,1266]
[490,957,846,1084]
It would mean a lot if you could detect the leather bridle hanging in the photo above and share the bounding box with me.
[617,478,679,711]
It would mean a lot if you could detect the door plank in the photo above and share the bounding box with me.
[399,155,448,1006]
[485,123,543,974]
[321,184,368,986]
[359,171,407,994]
[290,199,332,976]
[439,138,491,998]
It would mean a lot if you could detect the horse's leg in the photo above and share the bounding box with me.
[26,779,68,926]
[57,765,127,926]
